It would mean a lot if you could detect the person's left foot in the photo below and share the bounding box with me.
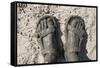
[35,15,59,63]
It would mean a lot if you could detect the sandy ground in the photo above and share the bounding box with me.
[17,3,96,64]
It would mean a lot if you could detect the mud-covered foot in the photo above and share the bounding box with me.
[35,15,58,63]
[65,16,85,62]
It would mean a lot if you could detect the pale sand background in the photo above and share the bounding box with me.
[17,3,96,64]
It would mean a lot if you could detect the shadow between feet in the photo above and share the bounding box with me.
[79,28,90,61]
[54,17,66,62]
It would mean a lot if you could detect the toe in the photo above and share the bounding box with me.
[40,20,43,32]
[44,19,47,29]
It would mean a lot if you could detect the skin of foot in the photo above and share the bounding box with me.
[65,16,85,62]
[35,15,58,63]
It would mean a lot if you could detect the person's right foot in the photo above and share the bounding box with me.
[65,16,85,62]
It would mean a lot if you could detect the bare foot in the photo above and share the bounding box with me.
[35,15,59,63]
[65,16,85,62]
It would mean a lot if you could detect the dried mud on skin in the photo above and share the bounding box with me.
[17,3,96,64]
